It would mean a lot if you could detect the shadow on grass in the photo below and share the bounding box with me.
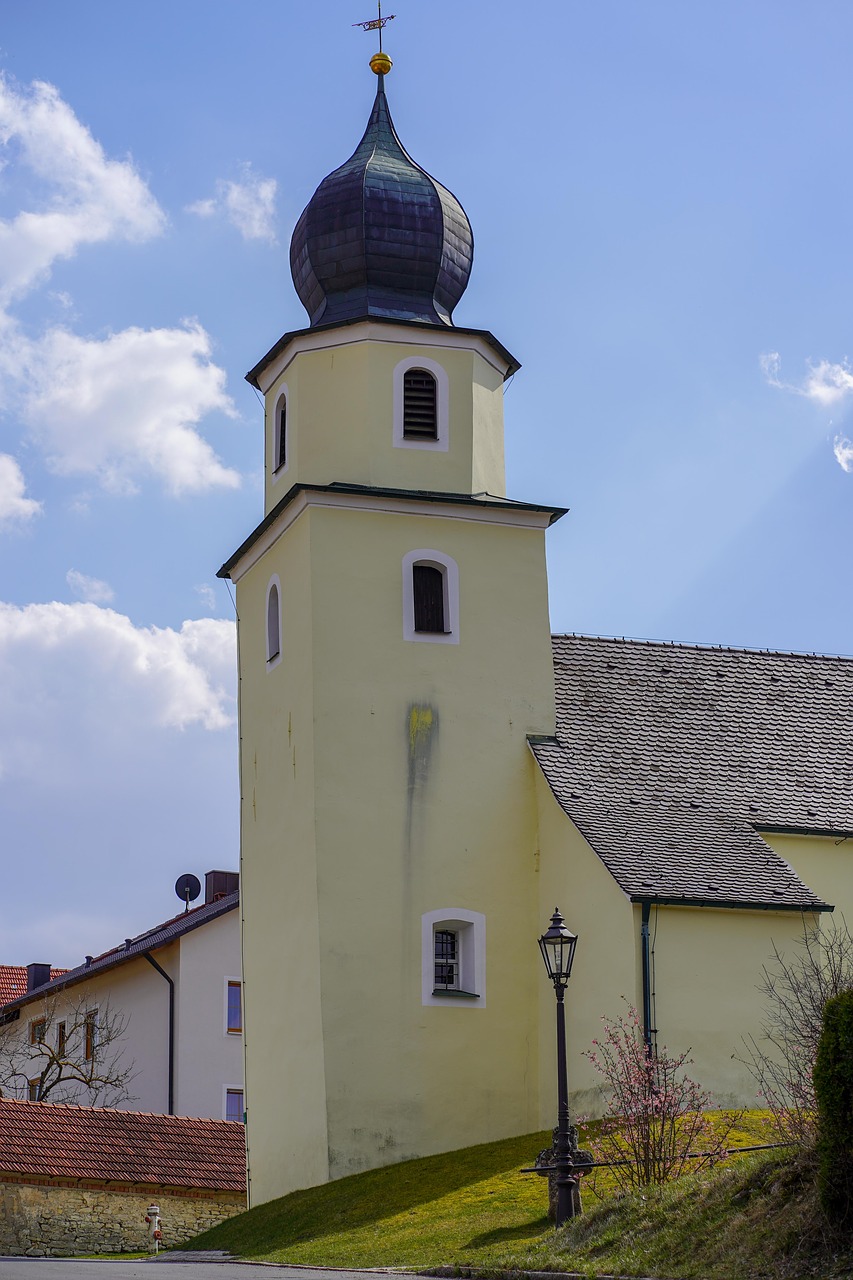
[464,1216,551,1249]
[188,1129,552,1256]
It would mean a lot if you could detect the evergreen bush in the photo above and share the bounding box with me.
[814,988,853,1224]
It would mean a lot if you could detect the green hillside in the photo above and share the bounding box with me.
[180,1113,853,1276]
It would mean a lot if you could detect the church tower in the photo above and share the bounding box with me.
[219,52,564,1208]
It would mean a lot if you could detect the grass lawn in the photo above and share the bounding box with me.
[186,1112,798,1274]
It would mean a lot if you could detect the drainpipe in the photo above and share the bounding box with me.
[640,901,653,1056]
[143,953,174,1114]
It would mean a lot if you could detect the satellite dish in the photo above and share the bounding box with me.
[175,874,202,912]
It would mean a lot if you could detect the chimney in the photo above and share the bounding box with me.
[205,870,239,904]
[26,963,51,993]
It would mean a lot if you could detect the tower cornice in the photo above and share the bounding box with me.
[218,482,566,583]
[246,316,520,394]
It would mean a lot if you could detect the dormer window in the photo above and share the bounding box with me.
[403,368,438,440]
[274,394,287,473]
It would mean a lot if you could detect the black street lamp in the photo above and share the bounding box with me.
[538,907,579,1227]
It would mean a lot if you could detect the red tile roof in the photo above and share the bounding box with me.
[0,967,67,1004]
[0,1099,246,1192]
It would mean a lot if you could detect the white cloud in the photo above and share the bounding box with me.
[66,568,114,604]
[0,453,41,526]
[19,320,241,495]
[0,604,236,784]
[833,436,853,473]
[0,75,165,305]
[761,350,853,407]
[194,583,217,611]
[186,163,277,244]
[0,602,238,965]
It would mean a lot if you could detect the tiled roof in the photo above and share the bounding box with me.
[0,1098,245,1191]
[530,635,853,910]
[0,967,67,1004]
[0,892,238,1015]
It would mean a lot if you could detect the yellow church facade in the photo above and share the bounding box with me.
[219,64,852,1208]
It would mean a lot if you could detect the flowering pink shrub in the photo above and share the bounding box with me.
[583,1002,736,1190]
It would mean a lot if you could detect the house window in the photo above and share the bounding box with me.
[225,1088,244,1123]
[421,908,486,1007]
[402,550,459,644]
[226,980,242,1034]
[84,1010,97,1061]
[434,930,459,990]
[403,368,438,440]
[393,356,449,451]
[274,393,287,473]
[266,577,281,666]
[28,1079,40,1102]
[56,1022,66,1056]
[413,564,445,633]
[29,1019,46,1046]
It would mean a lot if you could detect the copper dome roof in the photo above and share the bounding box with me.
[289,76,473,328]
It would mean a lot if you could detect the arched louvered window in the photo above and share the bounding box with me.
[413,563,446,633]
[266,580,281,664]
[403,368,438,440]
[274,395,287,472]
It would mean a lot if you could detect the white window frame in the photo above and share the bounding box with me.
[223,1084,245,1123]
[265,575,282,669]
[402,549,459,645]
[271,383,290,485]
[393,356,449,452]
[421,908,486,1007]
[224,976,243,1037]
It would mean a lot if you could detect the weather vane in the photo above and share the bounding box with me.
[353,2,396,53]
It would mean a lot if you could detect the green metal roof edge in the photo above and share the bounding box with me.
[629,894,834,913]
[218,483,567,579]
[246,315,521,388]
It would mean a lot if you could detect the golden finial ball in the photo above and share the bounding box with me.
[370,51,393,75]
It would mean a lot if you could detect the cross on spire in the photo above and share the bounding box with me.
[353,1,396,52]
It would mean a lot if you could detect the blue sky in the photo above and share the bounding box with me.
[2,1,852,965]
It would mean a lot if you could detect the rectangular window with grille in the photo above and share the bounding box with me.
[434,929,459,990]
[403,368,438,439]
[226,1088,244,1123]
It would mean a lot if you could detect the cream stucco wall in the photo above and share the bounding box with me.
[4,912,243,1121]
[235,329,556,1207]
[764,830,853,924]
[174,911,244,1119]
[262,326,508,513]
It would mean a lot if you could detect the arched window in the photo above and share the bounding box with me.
[402,550,459,644]
[393,357,449,451]
[274,394,287,473]
[266,578,281,666]
[413,564,445,633]
[403,368,438,440]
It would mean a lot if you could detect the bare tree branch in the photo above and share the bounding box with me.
[0,990,136,1108]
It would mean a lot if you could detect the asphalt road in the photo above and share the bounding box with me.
[0,1264,408,1280]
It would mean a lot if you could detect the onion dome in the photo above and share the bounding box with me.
[289,73,473,328]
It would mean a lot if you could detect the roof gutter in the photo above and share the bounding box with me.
[143,953,174,1115]
[629,894,833,913]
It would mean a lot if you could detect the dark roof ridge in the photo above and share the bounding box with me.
[0,891,239,1015]
[551,632,853,664]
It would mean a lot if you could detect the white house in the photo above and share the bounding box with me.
[0,870,243,1122]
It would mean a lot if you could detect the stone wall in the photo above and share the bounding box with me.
[0,1177,245,1257]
